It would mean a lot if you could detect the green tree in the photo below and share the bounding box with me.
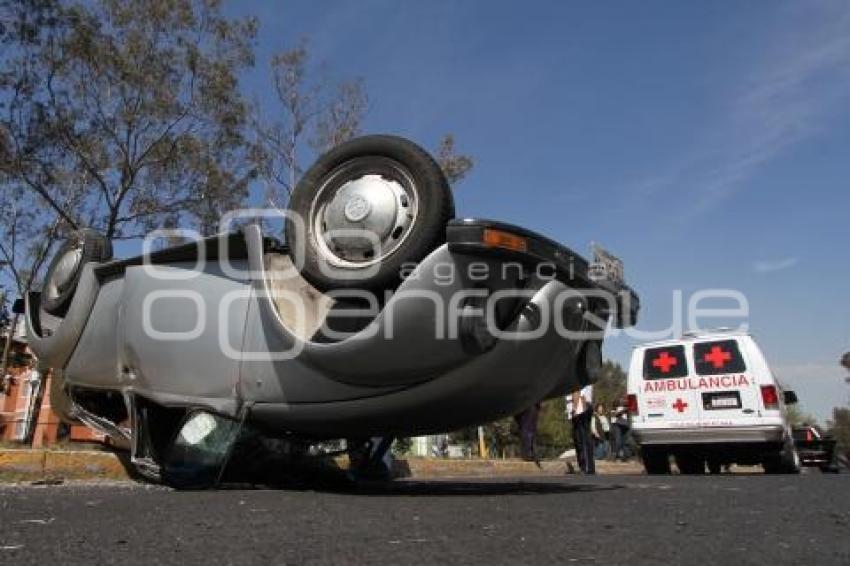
[785,404,818,428]
[0,0,87,386]
[485,418,518,458]
[828,407,850,457]
[0,0,258,239]
[535,397,570,458]
[0,1,69,379]
[593,360,628,410]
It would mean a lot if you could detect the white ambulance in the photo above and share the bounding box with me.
[627,330,800,475]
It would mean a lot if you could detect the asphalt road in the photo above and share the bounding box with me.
[1,473,849,565]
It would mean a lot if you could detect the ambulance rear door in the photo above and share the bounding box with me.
[692,338,759,426]
[640,344,701,426]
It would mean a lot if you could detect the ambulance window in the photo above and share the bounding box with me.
[693,340,746,375]
[643,346,688,379]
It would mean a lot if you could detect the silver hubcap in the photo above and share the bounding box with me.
[46,247,83,300]
[311,157,417,267]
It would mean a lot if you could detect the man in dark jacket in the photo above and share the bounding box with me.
[515,402,541,463]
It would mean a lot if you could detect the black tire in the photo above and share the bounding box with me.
[642,446,671,475]
[286,135,455,292]
[763,445,801,474]
[675,454,705,475]
[40,229,112,316]
[762,457,782,474]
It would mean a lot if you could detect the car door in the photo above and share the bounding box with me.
[692,338,759,426]
[640,344,701,426]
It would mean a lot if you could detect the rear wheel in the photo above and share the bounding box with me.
[40,229,112,316]
[763,446,801,474]
[641,446,671,475]
[675,453,705,475]
[762,457,782,474]
[286,135,455,292]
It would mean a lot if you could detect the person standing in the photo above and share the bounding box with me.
[611,400,631,461]
[514,402,541,463]
[591,403,610,460]
[566,385,595,474]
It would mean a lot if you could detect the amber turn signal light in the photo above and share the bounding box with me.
[482,228,528,252]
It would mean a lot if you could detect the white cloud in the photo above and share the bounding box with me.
[626,2,850,218]
[689,7,850,211]
[752,256,799,273]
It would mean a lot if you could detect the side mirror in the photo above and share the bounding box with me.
[783,390,798,405]
[12,298,25,315]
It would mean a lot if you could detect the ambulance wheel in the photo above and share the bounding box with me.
[675,454,705,475]
[763,443,801,474]
[785,445,802,474]
[41,229,113,316]
[641,447,671,475]
[286,135,454,292]
[762,457,783,474]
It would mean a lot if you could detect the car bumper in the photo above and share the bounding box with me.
[796,440,836,465]
[447,218,639,328]
[798,451,832,465]
[634,425,785,445]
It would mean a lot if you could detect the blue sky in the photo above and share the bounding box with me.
[226,1,850,421]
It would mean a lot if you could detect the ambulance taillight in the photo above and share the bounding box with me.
[760,385,779,409]
[626,394,639,416]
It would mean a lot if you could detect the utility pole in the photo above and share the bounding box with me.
[477,426,488,459]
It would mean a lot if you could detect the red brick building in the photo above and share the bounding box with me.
[1,320,104,446]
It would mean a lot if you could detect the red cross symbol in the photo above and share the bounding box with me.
[652,351,678,374]
[704,345,732,369]
[672,398,688,413]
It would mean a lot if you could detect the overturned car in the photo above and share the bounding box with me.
[25,135,638,486]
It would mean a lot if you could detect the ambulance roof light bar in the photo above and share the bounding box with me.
[682,327,734,338]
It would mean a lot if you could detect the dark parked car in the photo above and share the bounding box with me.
[792,425,840,473]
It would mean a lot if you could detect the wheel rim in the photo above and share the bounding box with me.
[309,156,419,268]
[46,245,83,300]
